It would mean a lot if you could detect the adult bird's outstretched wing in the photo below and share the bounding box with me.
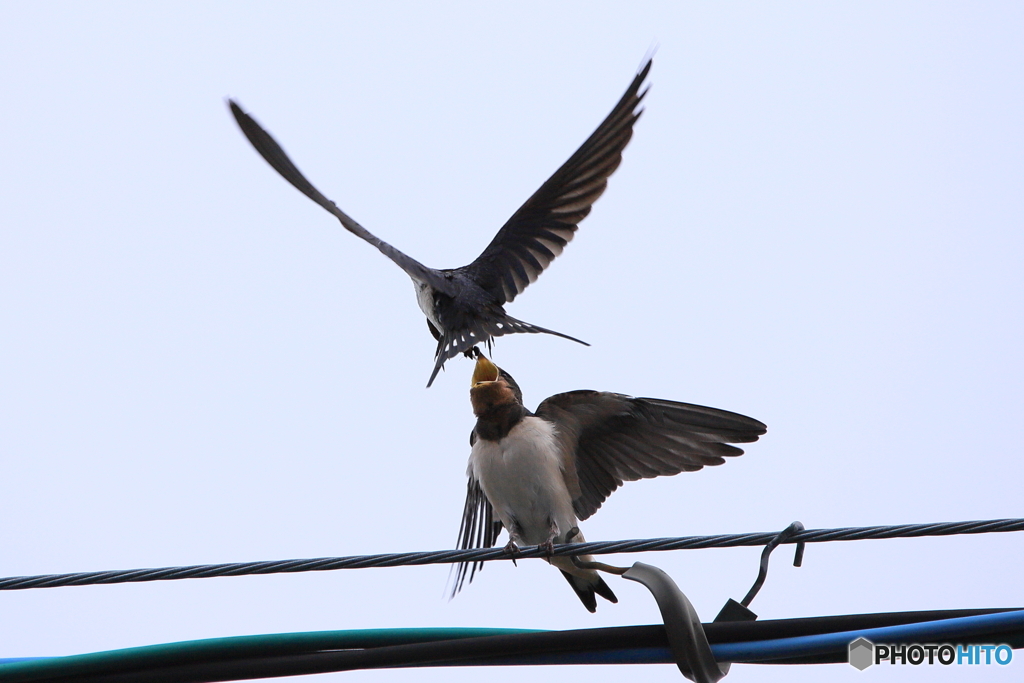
[228,100,456,296]
[535,391,767,521]
[450,475,503,597]
[460,59,652,305]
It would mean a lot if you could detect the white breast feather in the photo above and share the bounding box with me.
[469,416,579,546]
[413,280,442,330]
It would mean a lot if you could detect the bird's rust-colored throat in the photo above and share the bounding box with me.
[470,356,517,417]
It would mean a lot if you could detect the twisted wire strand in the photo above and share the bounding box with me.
[2,518,1021,592]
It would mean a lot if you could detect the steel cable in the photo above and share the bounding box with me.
[1,518,1021,591]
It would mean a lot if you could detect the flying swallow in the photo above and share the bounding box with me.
[453,354,766,612]
[229,58,651,386]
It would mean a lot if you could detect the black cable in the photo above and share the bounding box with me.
[1,518,1021,592]
[4,609,1021,683]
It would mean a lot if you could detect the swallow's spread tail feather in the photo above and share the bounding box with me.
[427,315,588,387]
[560,569,618,613]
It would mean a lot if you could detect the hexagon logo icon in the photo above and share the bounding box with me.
[849,638,874,670]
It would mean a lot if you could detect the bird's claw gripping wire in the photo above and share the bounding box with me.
[503,539,520,567]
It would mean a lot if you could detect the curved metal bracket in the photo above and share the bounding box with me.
[741,521,805,608]
[623,562,729,682]
[715,521,805,622]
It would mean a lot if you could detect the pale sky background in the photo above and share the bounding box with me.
[2,2,1022,682]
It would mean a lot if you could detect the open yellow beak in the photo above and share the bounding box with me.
[471,355,500,387]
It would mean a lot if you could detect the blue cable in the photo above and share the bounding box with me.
[452,611,1024,667]
[717,609,1023,663]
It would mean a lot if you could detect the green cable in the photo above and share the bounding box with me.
[0,628,544,683]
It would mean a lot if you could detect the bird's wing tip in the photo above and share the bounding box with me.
[637,43,658,73]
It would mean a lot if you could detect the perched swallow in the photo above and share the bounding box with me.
[453,355,766,612]
[229,58,651,386]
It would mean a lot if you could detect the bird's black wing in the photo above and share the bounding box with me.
[450,475,503,598]
[229,101,457,296]
[536,391,766,521]
[460,58,651,305]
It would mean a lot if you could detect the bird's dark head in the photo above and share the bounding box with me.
[470,355,523,417]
